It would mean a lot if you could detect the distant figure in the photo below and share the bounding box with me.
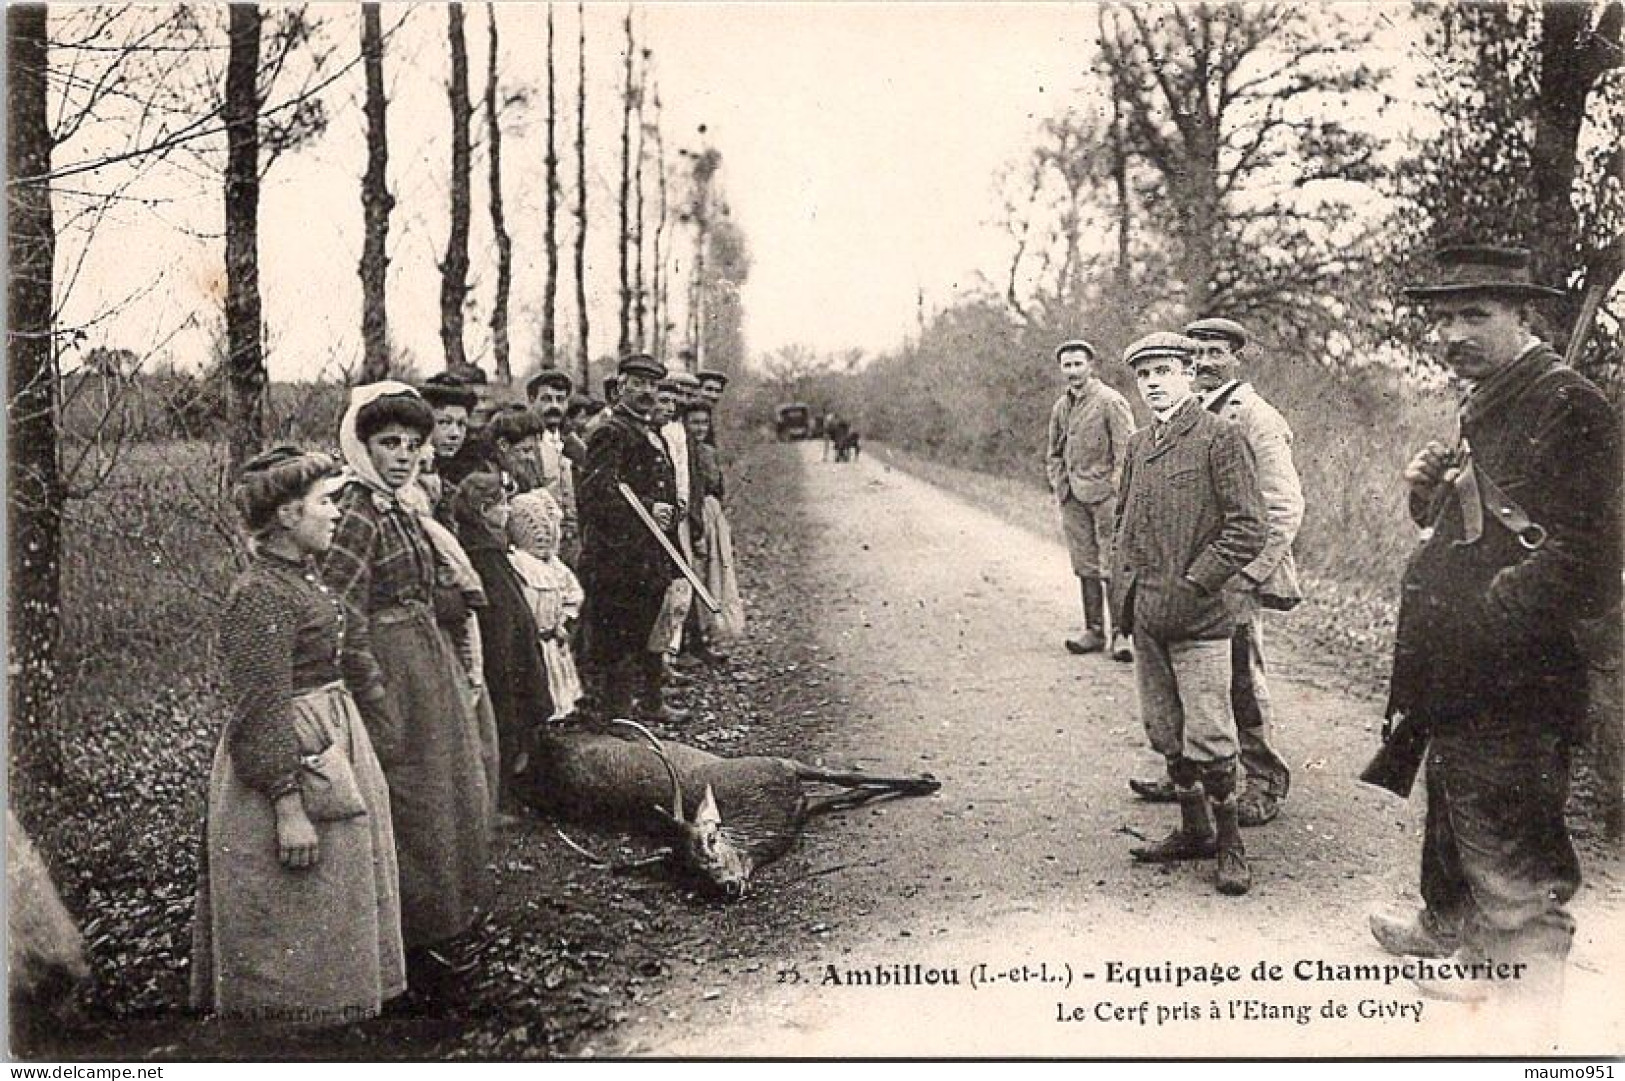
[824,412,850,462]
[1045,338,1135,659]
[1371,245,1622,1004]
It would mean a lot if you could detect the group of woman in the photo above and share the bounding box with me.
[190,380,580,1027]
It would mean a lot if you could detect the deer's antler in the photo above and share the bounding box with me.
[611,718,687,826]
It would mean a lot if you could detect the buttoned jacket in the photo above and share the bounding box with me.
[1110,399,1268,641]
[1046,378,1136,505]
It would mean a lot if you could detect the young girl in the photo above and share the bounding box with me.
[192,446,404,1026]
[507,490,585,720]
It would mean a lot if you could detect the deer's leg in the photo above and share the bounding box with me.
[792,764,941,795]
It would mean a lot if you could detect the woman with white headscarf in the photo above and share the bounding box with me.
[321,382,491,996]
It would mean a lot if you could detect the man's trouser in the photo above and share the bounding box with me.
[1231,617,1291,799]
[1421,719,1580,991]
[1133,631,1237,764]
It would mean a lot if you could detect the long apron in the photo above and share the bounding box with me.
[191,682,405,1025]
[369,601,492,948]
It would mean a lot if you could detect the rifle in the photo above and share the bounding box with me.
[1358,711,1430,799]
[617,483,722,614]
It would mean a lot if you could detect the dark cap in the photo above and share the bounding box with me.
[1123,332,1199,366]
[1183,317,1248,350]
[1054,339,1096,362]
[618,353,666,380]
[696,369,729,388]
[1402,245,1564,300]
[526,369,574,399]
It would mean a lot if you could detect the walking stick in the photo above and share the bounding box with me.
[617,482,722,613]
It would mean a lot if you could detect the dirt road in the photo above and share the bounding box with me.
[610,443,1624,1058]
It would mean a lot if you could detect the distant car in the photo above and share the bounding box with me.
[774,402,813,441]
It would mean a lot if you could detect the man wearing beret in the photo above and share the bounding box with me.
[1112,333,1268,896]
[1129,317,1304,828]
[527,368,581,565]
[1046,338,1137,659]
[1370,246,1622,1003]
[578,353,685,723]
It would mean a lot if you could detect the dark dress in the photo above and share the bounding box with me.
[320,481,492,948]
[459,522,553,796]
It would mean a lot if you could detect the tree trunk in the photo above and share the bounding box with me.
[617,5,634,358]
[651,91,669,358]
[1110,92,1131,294]
[1531,0,1622,347]
[485,3,512,384]
[542,0,559,369]
[632,51,648,349]
[225,4,266,469]
[8,3,64,778]
[574,0,590,385]
[440,2,473,375]
[359,2,393,382]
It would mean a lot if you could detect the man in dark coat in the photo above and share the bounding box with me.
[577,353,682,722]
[1371,246,1622,1003]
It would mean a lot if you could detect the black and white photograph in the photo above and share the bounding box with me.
[6,0,1624,1065]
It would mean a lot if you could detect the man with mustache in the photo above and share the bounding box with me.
[1371,246,1621,1005]
[577,354,684,723]
[527,369,581,566]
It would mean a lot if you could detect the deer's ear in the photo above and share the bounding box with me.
[695,785,722,828]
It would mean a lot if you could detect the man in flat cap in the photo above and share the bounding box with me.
[526,369,580,565]
[1129,317,1304,828]
[578,353,685,723]
[1370,246,1621,1003]
[1112,332,1267,896]
[1046,338,1137,658]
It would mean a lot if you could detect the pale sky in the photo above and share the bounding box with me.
[51,2,1418,383]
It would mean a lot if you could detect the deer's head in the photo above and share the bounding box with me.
[613,720,754,901]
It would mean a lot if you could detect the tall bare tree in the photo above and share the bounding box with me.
[8,4,62,771]
[633,47,649,348]
[616,5,635,357]
[574,0,590,383]
[224,4,266,470]
[541,0,559,368]
[359,2,393,382]
[440,2,473,375]
[650,82,671,357]
[485,3,512,384]
[1100,2,1384,335]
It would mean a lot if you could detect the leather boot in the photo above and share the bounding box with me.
[1131,787,1217,862]
[636,653,689,724]
[1212,796,1251,896]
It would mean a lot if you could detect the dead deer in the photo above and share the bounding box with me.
[521,719,940,899]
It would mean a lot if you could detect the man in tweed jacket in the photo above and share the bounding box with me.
[1130,317,1304,826]
[1046,338,1137,658]
[1112,332,1268,896]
